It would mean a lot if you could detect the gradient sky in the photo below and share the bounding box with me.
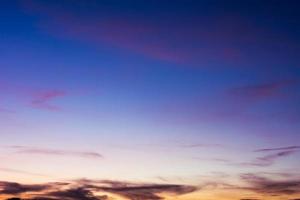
[1,1,300,200]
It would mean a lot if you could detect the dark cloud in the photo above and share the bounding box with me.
[0,181,49,195]
[45,188,106,200]
[8,146,103,159]
[240,199,261,200]
[241,173,300,195]
[97,184,196,200]
[0,179,197,200]
[78,179,197,200]
[255,146,300,152]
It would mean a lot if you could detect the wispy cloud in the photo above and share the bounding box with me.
[241,150,297,167]
[8,146,103,160]
[254,146,300,152]
[30,90,67,111]
[0,81,68,112]
[21,0,300,67]
[178,143,224,149]
[201,146,299,168]
[230,79,299,100]
[0,167,47,177]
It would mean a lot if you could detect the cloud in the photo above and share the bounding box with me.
[240,199,261,200]
[254,146,300,152]
[230,80,299,100]
[44,188,106,200]
[0,81,67,112]
[241,150,297,167]
[8,146,103,160]
[0,181,49,195]
[22,0,297,66]
[242,146,300,167]
[204,147,299,168]
[241,173,300,195]
[95,183,196,200]
[0,167,47,177]
[178,143,224,149]
[30,90,67,111]
[0,179,197,200]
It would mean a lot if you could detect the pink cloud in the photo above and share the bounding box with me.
[30,90,67,111]
[230,79,299,99]
[20,1,263,65]
[0,81,67,112]
[154,79,300,126]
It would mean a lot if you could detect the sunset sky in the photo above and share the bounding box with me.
[1,0,300,200]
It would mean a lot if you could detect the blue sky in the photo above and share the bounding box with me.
[0,1,300,200]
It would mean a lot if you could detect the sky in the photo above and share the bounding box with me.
[0,0,300,200]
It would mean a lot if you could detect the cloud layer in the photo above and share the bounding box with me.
[0,179,197,200]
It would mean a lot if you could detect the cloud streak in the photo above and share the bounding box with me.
[0,167,47,177]
[30,90,67,111]
[203,146,299,168]
[254,146,300,152]
[230,80,299,100]
[8,146,103,160]
[240,150,297,167]
[0,81,68,112]
[20,0,300,67]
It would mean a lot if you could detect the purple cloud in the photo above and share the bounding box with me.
[254,146,300,152]
[241,150,297,167]
[30,90,67,111]
[241,173,300,195]
[230,79,299,100]
[20,0,300,67]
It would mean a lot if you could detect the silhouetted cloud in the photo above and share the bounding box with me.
[0,181,49,195]
[45,188,106,200]
[240,199,261,200]
[96,183,196,200]
[8,146,103,159]
[241,173,300,195]
[0,179,197,200]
